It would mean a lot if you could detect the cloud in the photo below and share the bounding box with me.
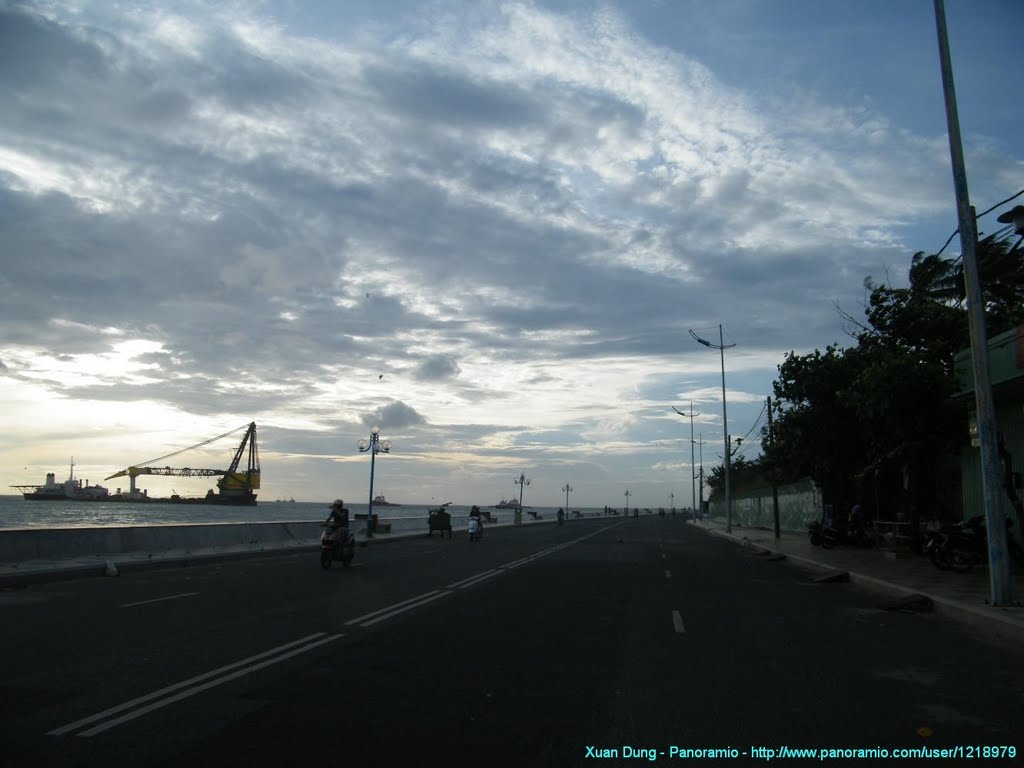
[1,1,1019,503]
[414,355,461,381]
[361,401,428,430]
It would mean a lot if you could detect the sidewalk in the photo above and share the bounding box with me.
[691,518,1024,644]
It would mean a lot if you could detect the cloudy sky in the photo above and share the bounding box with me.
[2,0,1021,508]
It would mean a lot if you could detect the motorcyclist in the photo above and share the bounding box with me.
[326,499,350,529]
[557,507,565,525]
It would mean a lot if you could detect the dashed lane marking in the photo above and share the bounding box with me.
[120,592,199,608]
[672,610,686,634]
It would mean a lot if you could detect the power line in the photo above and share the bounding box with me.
[934,187,1024,258]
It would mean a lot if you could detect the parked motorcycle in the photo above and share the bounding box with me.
[320,522,355,569]
[925,515,1023,573]
[808,508,870,550]
[923,528,953,571]
[808,519,839,549]
[468,516,482,542]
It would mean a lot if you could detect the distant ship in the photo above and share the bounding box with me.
[11,461,110,501]
[492,497,528,509]
[372,494,402,506]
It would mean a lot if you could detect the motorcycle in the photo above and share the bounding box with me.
[924,528,953,571]
[925,515,1023,573]
[468,516,482,542]
[320,522,355,569]
[808,519,838,549]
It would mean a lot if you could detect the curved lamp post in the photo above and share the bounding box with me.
[358,426,391,538]
[673,403,700,517]
[514,472,530,525]
[690,325,735,533]
[562,483,573,513]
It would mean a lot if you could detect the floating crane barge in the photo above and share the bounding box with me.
[104,422,261,506]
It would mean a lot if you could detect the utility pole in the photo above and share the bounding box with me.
[934,0,1011,604]
[767,396,781,539]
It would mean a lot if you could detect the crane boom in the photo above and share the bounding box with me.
[105,467,225,480]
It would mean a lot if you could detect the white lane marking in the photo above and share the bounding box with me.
[77,634,344,737]
[358,591,452,627]
[456,571,502,589]
[447,569,499,589]
[48,633,330,736]
[120,592,199,608]
[503,557,532,569]
[344,590,441,626]
[672,610,686,634]
[664,569,672,579]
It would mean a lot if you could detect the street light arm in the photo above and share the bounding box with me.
[689,329,735,350]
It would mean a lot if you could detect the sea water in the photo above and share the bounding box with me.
[0,495,611,530]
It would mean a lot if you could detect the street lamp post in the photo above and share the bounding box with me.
[673,403,700,518]
[690,326,736,533]
[624,489,630,515]
[562,483,573,513]
[695,433,704,519]
[514,473,530,525]
[358,426,391,538]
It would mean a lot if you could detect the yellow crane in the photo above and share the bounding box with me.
[106,422,260,505]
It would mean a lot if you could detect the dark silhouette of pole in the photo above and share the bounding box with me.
[767,396,780,539]
[934,0,1011,604]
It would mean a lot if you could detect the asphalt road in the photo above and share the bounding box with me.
[2,516,1022,767]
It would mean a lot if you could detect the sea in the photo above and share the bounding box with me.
[0,495,616,530]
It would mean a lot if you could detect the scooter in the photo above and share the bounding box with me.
[468,516,482,542]
[808,519,839,549]
[924,529,952,571]
[320,522,355,569]
[925,516,1023,573]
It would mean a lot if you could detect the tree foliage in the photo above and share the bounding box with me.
[761,234,1022,516]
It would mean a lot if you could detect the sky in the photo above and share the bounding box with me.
[2,0,1022,509]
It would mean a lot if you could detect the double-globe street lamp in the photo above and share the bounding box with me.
[690,326,735,533]
[514,472,530,525]
[562,483,573,514]
[358,426,391,538]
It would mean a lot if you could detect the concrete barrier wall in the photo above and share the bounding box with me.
[0,512,519,564]
[0,521,327,563]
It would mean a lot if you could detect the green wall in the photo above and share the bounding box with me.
[707,478,822,531]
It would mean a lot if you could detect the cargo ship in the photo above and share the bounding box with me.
[491,497,528,509]
[11,461,110,501]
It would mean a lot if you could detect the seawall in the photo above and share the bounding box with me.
[0,520,328,563]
